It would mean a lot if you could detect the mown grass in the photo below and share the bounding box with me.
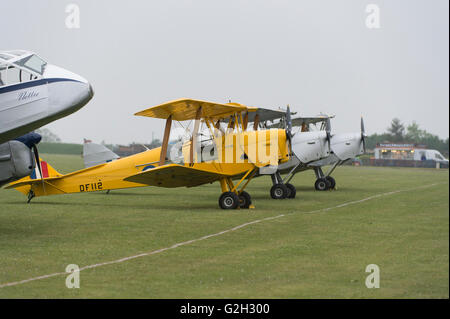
[0,154,448,298]
[38,143,83,156]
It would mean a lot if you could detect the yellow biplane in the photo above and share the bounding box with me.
[6,98,294,209]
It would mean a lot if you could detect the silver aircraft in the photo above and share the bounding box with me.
[0,50,94,186]
[266,112,366,198]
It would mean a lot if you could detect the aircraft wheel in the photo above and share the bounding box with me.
[238,191,252,209]
[219,192,240,209]
[270,184,288,199]
[286,183,296,199]
[315,178,331,191]
[326,176,336,189]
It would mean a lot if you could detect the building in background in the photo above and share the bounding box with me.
[373,143,448,168]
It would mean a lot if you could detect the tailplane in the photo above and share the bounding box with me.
[4,159,64,199]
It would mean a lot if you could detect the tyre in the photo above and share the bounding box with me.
[314,178,331,191]
[219,192,240,209]
[238,191,252,208]
[285,183,296,199]
[325,176,336,189]
[270,184,288,199]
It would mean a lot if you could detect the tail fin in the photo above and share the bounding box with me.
[4,159,64,196]
[83,141,119,168]
[30,159,62,179]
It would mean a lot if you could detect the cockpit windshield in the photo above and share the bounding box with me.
[15,54,47,75]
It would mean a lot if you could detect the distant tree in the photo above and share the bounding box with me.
[387,118,405,142]
[35,128,61,143]
[405,121,424,142]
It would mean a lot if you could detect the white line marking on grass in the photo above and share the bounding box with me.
[0,182,443,288]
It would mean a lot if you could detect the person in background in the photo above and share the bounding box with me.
[421,152,426,161]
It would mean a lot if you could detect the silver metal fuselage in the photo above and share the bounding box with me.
[278,131,365,175]
[0,64,93,144]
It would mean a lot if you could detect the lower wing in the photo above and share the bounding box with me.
[123,164,226,188]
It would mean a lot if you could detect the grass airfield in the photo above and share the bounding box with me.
[0,154,448,298]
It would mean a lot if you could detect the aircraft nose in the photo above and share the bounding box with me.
[47,79,94,118]
[330,132,364,161]
[76,81,94,108]
[87,83,94,99]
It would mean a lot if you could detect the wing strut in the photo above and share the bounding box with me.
[253,114,260,131]
[190,107,202,165]
[159,115,172,166]
[243,112,249,131]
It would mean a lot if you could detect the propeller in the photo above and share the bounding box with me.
[325,117,332,152]
[361,116,367,153]
[285,104,292,142]
[14,132,43,179]
[32,144,42,179]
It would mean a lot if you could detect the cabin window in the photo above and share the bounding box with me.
[15,54,47,75]
[0,66,36,87]
[0,68,6,86]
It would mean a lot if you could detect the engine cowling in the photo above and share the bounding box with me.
[291,131,330,164]
[330,132,364,161]
[0,140,35,187]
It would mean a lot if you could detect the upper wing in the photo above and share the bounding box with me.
[135,98,251,121]
[123,164,225,188]
[266,115,335,128]
[247,108,286,122]
[291,115,335,127]
[221,107,286,125]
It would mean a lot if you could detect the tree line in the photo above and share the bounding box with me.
[365,118,449,156]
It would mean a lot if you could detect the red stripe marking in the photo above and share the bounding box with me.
[41,161,49,178]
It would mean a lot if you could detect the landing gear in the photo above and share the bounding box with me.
[313,167,338,191]
[314,178,331,191]
[238,191,252,208]
[270,184,288,199]
[27,190,35,203]
[269,172,297,199]
[218,170,256,209]
[219,192,240,209]
[325,176,336,189]
[285,183,296,198]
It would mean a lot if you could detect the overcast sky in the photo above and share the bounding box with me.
[2,0,448,144]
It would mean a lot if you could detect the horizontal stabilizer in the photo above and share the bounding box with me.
[4,176,62,189]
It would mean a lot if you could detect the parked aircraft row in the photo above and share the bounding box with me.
[1,50,365,209]
[81,108,366,199]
